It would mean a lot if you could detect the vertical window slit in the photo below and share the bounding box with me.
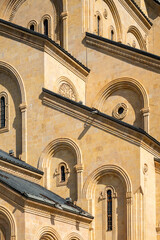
[61,166,65,182]
[107,190,112,231]
[44,19,49,36]
[97,16,100,36]
[30,24,35,31]
[1,97,5,128]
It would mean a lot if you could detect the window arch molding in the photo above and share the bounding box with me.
[92,77,149,132]
[94,11,103,36]
[0,91,9,133]
[109,25,116,41]
[55,162,70,186]
[0,60,27,161]
[127,25,147,51]
[64,232,84,240]
[0,206,17,240]
[40,14,53,39]
[82,164,132,240]
[27,20,38,32]
[38,138,83,199]
[34,226,62,240]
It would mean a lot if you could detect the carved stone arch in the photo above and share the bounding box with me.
[0,61,26,104]
[2,0,66,20]
[93,77,149,132]
[35,226,62,240]
[56,76,79,101]
[27,20,38,31]
[82,164,132,199]
[103,0,122,42]
[0,60,27,160]
[127,25,147,51]
[40,14,53,39]
[38,138,83,199]
[82,164,132,240]
[0,205,17,240]
[64,232,84,240]
[39,138,82,169]
[94,11,103,36]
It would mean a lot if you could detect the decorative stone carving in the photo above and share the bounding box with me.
[112,103,128,120]
[143,163,148,175]
[132,40,136,48]
[103,9,108,19]
[59,82,76,101]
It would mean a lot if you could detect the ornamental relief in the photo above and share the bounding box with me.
[58,82,76,101]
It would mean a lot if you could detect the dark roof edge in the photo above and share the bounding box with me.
[86,32,160,61]
[43,87,160,148]
[0,156,44,175]
[153,0,160,5]
[0,176,93,220]
[130,0,152,25]
[0,18,90,73]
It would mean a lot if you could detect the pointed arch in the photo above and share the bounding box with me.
[127,25,147,51]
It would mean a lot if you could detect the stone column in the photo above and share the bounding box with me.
[60,11,68,51]
[126,192,133,240]
[75,164,84,201]
[19,103,27,162]
[141,108,150,133]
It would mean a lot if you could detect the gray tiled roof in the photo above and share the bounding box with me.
[0,149,43,175]
[0,170,93,219]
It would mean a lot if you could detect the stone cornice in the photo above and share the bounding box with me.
[85,33,160,72]
[42,89,160,157]
[0,19,90,78]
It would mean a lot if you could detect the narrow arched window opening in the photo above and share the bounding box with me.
[1,97,5,129]
[44,19,49,36]
[30,24,35,31]
[97,16,100,36]
[107,190,112,231]
[61,166,65,182]
[111,30,114,41]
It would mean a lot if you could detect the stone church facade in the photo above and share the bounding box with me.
[0,0,160,239]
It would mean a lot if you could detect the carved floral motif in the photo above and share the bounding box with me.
[59,83,76,101]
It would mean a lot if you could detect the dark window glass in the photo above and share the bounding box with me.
[97,16,100,36]
[1,97,5,128]
[111,30,114,41]
[44,19,49,36]
[107,190,112,231]
[61,166,65,182]
[30,24,35,31]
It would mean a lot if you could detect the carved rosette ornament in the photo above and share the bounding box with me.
[59,82,76,101]
[112,103,128,120]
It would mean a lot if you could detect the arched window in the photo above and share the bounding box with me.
[44,19,49,36]
[111,29,114,41]
[107,190,112,231]
[30,24,35,31]
[97,16,100,36]
[55,162,70,186]
[1,96,5,129]
[61,165,65,182]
